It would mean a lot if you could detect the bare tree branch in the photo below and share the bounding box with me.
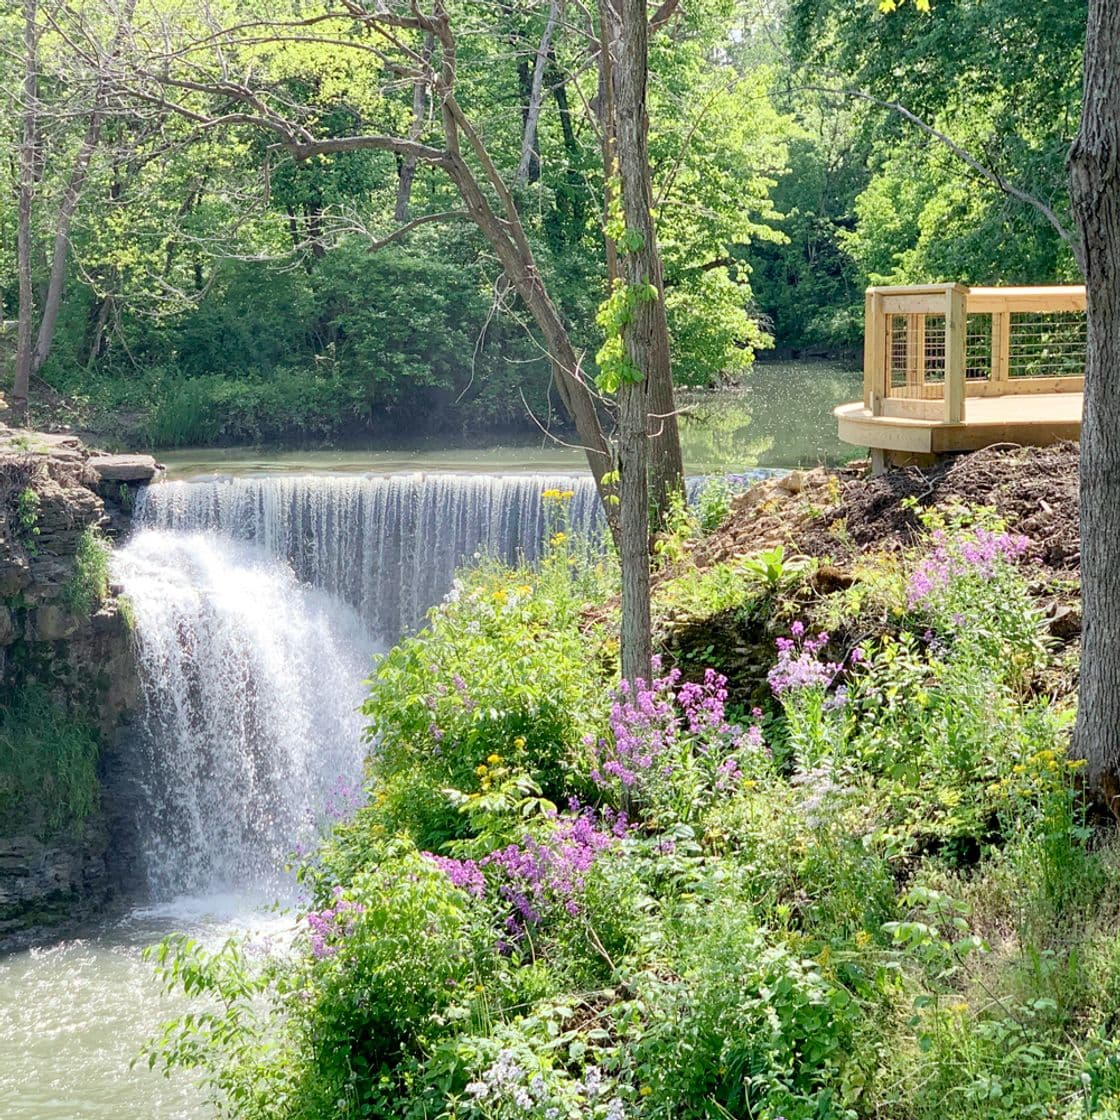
[366,209,469,250]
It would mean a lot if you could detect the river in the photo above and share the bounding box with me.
[0,361,860,1119]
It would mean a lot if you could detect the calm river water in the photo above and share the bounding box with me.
[0,360,860,1119]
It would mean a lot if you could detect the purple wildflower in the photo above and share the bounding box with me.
[305,897,365,959]
[768,630,841,695]
[423,853,486,898]
[907,527,1029,608]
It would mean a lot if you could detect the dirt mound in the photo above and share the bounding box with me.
[690,442,1080,577]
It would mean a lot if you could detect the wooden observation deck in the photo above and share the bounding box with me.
[835,283,1084,467]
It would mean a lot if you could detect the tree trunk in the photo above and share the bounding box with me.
[596,1,684,525]
[1070,0,1120,806]
[395,32,434,222]
[31,112,103,376]
[13,0,38,426]
[516,0,562,186]
[441,149,617,512]
[603,0,662,684]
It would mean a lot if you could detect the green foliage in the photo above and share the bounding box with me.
[143,499,1117,1120]
[62,527,111,616]
[0,685,100,838]
[16,487,41,550]
[350,530,614,856]
[788,0,1083,297]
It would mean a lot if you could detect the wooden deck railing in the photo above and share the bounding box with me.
[863,284,1086,424]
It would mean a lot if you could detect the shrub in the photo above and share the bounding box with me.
[145,501,1113,1120]
[63,527,111,615]
[354,545,614,854]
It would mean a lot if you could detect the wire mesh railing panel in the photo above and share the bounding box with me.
[921,315,946,389]
[965,314,993,381]
[1008,312,1086,379]
[886,313,946,398]
[887,314,910,391]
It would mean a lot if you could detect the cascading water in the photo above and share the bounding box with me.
[112,530,374,898]
[115,468,770,898]
[135,472,604,639]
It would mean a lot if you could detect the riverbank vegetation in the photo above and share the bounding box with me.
[0,685,100,839]
[147,451,1120,1120]
[0,0,1083,447]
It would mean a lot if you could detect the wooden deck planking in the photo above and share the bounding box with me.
[835,393,1083,455]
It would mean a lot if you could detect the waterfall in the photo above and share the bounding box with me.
[136,473,605,639]
[111,531,374,898]
[116,467,772,899]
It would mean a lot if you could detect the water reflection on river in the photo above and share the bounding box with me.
[157,360,861,478]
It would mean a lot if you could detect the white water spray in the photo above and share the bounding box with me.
[112,530,374,898]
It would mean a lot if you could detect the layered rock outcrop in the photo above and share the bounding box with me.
[0,425,160,950]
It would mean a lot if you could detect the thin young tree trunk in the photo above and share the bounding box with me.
[516,0,562,186]
[31,113,103,376]
[13,0,38,425]
[549,57,587,232]
[1070,0,1120,806]
[395,31,434,222]
[28,0,137,381]
[603,0,659,684]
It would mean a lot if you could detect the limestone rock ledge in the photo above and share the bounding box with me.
[1,425,153,951]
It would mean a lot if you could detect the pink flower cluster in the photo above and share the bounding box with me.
[768,623,842,695]
[591,663,763,792]
[306,887,365,959]
[907,527,1030,608]
[424,807,625,944]
[424,853,485,898]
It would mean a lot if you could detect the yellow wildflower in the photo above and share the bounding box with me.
[487,753,502,766]
[475,764,488,776]
[550,532,567,546]
[640,1087,652,1098]
[513,736,526,749]
[493,588,507,603]
[855,930,872,948]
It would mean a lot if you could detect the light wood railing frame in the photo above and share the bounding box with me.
[863,283,1086,425]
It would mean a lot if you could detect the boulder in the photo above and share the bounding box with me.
[86,453,162,483]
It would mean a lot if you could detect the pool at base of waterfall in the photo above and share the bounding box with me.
[0,894,291,1119]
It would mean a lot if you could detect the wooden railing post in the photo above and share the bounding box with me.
[991,310,1011,391]
[864,289,886,415]
[943,284,966,423]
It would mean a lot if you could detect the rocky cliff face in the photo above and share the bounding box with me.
[0,426,160,950]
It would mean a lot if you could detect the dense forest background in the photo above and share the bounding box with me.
[0,0,1085,446]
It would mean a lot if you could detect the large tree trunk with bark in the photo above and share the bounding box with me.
[1071,0,1120,806]
[596,2,684,525]
[13,0,38,426]
[603,0,663,685]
